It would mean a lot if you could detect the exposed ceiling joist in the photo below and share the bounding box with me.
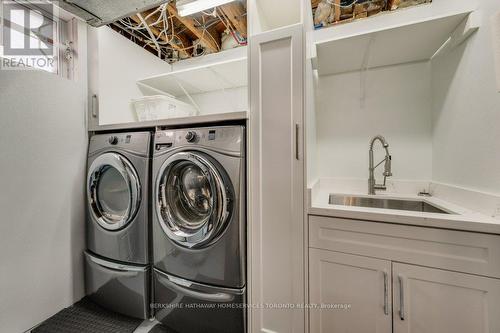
[110,1,247,63]
[166,3,220,53]
[220,3,247,38]
[131,12,192,58]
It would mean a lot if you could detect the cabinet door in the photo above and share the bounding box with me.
[249,23,305,333]
[309,249,392,333]
[393,263,500,333]
[87,27,171,129]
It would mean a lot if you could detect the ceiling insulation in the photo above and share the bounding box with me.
[108,0,247,64]
[311,0,432,28]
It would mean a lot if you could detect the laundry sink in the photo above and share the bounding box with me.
[328,194,454,214]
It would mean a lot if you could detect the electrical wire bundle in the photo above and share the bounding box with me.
[110,0,247,63]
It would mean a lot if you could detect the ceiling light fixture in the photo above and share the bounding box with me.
[176,0,236,17]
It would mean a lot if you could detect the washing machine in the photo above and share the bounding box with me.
[152,125,246,333]
[84,132,151,319]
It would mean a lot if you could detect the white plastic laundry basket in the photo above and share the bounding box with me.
[131,95,197,122]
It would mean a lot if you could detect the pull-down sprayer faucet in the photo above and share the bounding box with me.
[368,135,392,195]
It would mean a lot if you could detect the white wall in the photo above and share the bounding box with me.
[306,59,319,186]
[89,26,171,125]
[168,46,248,117]
[248,0,302,35]
[0,25,88,332]
[305,0,319,187]
[178,86,248,115]
[431,0,500,195]
[315,61,433,181]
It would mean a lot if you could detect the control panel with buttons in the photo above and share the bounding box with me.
[153,126,244,156]
[89,132,151,157]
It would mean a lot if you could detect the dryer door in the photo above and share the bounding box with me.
[156,151,234,249]
[87,152,141,231]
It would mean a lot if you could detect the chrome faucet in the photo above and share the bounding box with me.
[368,135,392,195]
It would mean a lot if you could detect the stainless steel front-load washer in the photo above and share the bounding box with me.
[85,132,151,319]
[152,125,246,333]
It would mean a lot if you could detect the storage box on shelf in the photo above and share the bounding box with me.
[131,95,197,122]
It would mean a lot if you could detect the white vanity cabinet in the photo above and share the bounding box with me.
[308,216,500,333]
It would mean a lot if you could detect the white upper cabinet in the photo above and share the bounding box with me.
[309,0,479,75]
[87,26,172,128]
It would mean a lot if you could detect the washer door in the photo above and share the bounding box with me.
[156,151,233,249]
[87,152,141,231]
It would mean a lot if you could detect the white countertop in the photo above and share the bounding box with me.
[308,179,500,235]
[90,111,248,132]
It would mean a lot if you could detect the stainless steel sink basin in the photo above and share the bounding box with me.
[329,194,453,214]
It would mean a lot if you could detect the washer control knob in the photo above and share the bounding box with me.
[185,131,198,143]
[109,136,119,145]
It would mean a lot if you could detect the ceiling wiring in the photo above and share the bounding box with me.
[109,0,247,63]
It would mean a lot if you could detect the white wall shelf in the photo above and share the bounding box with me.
[137,46,248,97]
[310,2,478,76]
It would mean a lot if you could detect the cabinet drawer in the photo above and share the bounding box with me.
[84,251,150,319]
[153,269,246,333]
[309,215,500,279]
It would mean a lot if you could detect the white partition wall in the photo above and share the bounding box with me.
[431,0,500,195]
[0,21,88,332]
